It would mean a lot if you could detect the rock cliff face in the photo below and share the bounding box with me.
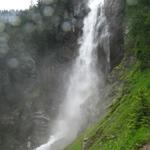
[0,0,125,149]
[105,0,125,69]
[0,1,86,149]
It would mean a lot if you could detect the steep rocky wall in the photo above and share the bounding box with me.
[105,0,125,69]
[0,0,88,149]
[0,0,125,149]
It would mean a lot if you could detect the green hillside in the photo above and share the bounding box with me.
[66,63,150,150]
[66,0,150,149]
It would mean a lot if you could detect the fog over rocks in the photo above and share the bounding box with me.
[43,6,54,17]
[61,21,72,32]
[0,0,124,149]
[0,22,5,32]
[0,0,86,149]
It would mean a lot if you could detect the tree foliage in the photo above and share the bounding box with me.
[130,0,150,69]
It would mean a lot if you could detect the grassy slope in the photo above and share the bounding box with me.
[66,61,150,150]
[66,1,150,150]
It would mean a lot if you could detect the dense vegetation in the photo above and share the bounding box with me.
[66,0,150,149]
[127,0,150,69]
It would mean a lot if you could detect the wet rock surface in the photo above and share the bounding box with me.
[0,0,125,149]
[0,0,84,149]
[105,0,125,69]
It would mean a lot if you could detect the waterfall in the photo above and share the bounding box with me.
[36,0,110,149]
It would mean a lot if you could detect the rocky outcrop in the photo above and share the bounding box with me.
[0,0,125,149]
[105,0,125,69]
[0,0,87,149]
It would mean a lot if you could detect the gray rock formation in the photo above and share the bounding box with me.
[105,0,125,69]
[0,0,125,149]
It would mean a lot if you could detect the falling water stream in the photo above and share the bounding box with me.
[36,0,110,149]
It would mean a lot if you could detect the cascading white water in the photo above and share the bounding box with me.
[36,0,110,149]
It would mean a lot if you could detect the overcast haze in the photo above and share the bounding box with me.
[0,0,37,10]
